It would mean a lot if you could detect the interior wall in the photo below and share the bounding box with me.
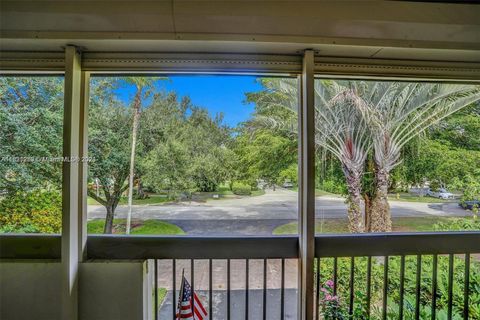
[0,261,151,320]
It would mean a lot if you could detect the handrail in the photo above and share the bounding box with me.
[87,235,299,259]
[0,234,61,259]
[315,231,480,257]
[1,232,479,260]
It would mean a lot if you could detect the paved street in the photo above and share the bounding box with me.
[87,189,467,235]
[156,259,299,319]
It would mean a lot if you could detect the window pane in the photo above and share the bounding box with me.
[0,76,64,234]
[87,75,299,236]
[313,78,480,234]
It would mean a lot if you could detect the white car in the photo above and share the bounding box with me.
[282,182,294,188]
[427,188,454,199]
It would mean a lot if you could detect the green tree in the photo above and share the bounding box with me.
[87,78,132,234]
[247,78,370,233]
[0,77,64,193]
[139,94,232,196]
[0,77,63,233]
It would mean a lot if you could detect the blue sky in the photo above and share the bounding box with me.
[116,75,263,127]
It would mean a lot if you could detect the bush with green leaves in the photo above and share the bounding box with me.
[316,254,479,319]
[433,217,480,231]
[0,189,62,233]
[320,179,348,195]
[231,182,252,196]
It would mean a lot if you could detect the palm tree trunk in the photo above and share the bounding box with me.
[370,166,392,232]
[126,90,142,234]
[343,165,365,233]
[363,193,372,232]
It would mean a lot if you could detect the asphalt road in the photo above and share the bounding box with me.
[87,189,467,235]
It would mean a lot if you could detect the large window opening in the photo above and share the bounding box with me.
[86,75,299,236]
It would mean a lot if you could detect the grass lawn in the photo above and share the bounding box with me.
[153,288,168,314]
[88,194,170,206]
[388,192,453,203]
[87,219,185,235]
[89,188,266,205]
[273,216,463,235]
[204,188,265,201]
[292,187,338,197]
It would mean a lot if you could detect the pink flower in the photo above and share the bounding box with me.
[325,280,334,288]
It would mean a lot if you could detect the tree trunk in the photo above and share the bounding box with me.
[137,178,146,199]
[343,165,365,233]
[363,193,372,232]
[370,166,392,232]
[126,89,142,234]
[104,204,115,234]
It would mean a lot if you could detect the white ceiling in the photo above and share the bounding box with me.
[1,1,480,62]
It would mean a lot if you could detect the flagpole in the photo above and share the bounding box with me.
[176,269,185,320]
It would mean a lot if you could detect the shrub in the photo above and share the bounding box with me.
[0,189,62,233]
[434,217,480,231]
[316,255,480,319]
[321,179,347,195]
[231,182,252,196]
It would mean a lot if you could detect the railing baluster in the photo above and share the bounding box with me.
[366,256,372,319]
[349,257,355,316]
[154,259,158,320]
[463,253,470,320]
[448,254,454,319]
[316,258,321,320]
[281,258,285,320]
[263,259,267,320]
[246,259,249,320]
[382,256,389,320]
[173,259,176,320]
[333,257,338,296]
[399,255,405,320]
[209,259,213,320]
[191,259,195,316]
[415,255,422,320]
[227,259,231,320]
[431,254,438,320]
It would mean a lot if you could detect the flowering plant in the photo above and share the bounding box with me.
[318,280,346,319]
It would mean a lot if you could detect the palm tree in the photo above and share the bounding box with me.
[363,82,480,231]
[124,77,163,234]
[248,79,371,232]
[249,79,480,233]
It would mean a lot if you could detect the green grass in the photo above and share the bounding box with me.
[131,220,185,235]
[153,288,168,315]
[273,216,463,235]
[89,188,266,205]
[87,219,185,235]
[291,187,338,197]
[205,188,265,201]
[388,193,453,203]
[88,194,170,206]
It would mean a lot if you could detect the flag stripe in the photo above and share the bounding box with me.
[194,294,208,315]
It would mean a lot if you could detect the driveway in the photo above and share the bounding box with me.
[87,189,468,235]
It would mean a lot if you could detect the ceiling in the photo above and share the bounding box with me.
[1,1,479,62]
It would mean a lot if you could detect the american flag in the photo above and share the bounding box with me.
[176,275,208,320]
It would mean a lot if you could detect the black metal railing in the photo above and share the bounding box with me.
[1,232,479,319]
[314,232,480,320]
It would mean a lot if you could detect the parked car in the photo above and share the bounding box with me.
[459,200,480,210]
[426,188,455,199]
[282,181,294,188]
